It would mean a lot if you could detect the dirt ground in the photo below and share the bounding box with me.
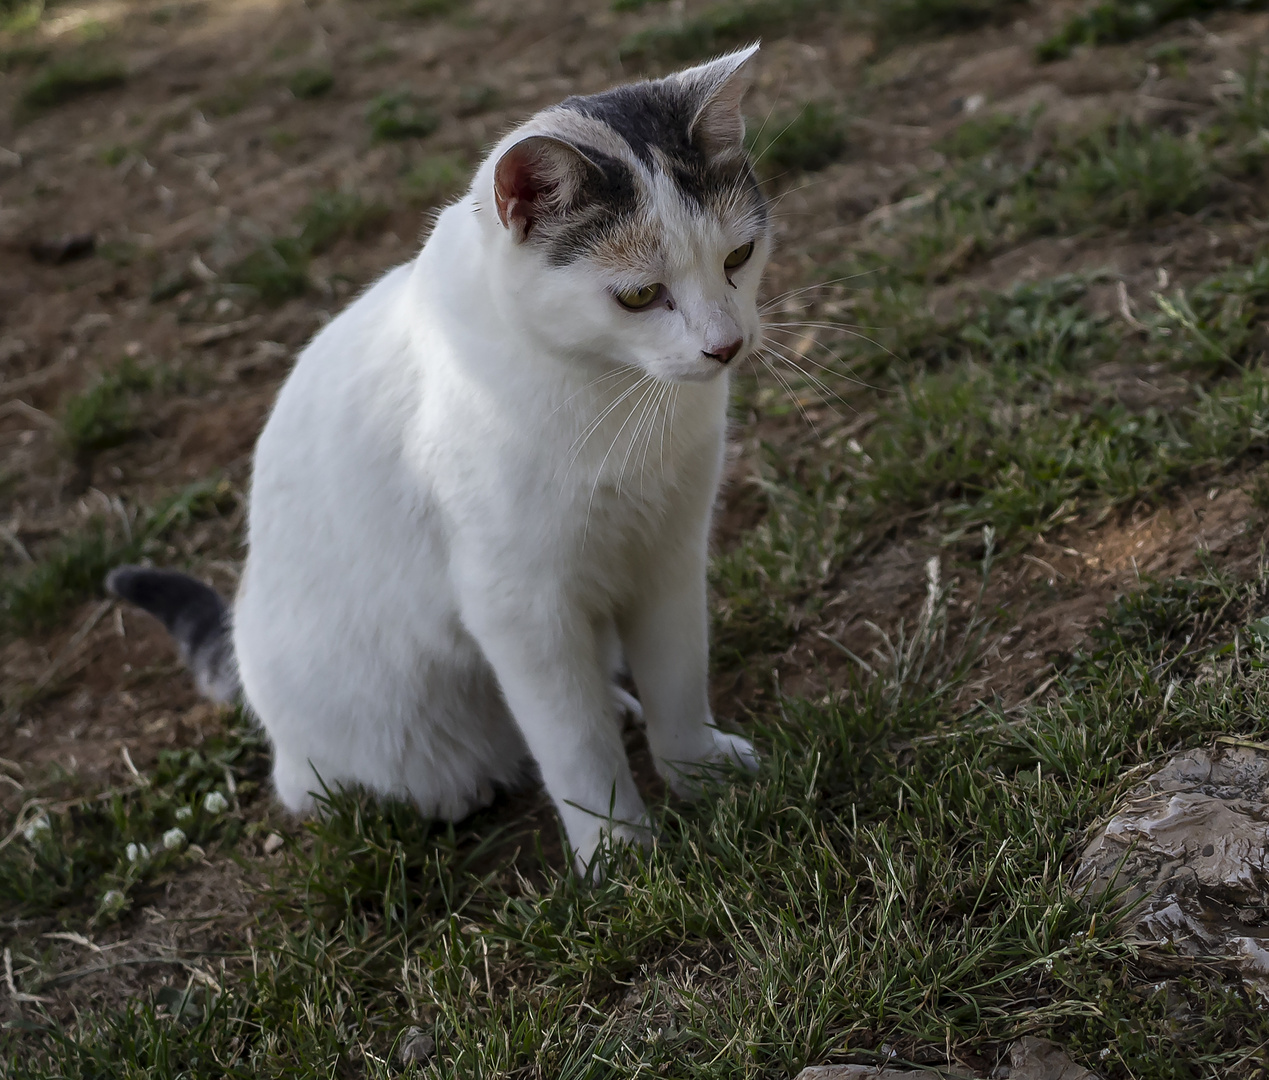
[4,0,1269,1028]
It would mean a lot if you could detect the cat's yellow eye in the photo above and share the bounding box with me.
[724,241,755,271]
[615,283,664,310]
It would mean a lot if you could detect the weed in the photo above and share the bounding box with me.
[1146,39,1190,74]
[0,42,49,72]
[226,237,309,305]
[1037,0,1269,62]
[288,65,333,99]
[17,555,1269,1073]
[60,358,159,460]
[938,110,1031,158]
[456,83,499,116]
[366,88,439,140]
[397,0,459,15]
[0,708,267,921]
[21,56,126,111]
[97,143,129,166]
[201,76,262,118]
[1,480,234,635]
[1049,123,1210,228]
[1149,256,1269,370]
[404,152,467,204]
[873,0,1020,36]
[296,190,389,253]
[1228,50,1269,131]
[0,0,43,33]
[750,102,849,175]
[619,0,839,63]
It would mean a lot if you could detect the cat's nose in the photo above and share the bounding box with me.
[703,337,743,365]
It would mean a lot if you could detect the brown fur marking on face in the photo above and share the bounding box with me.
[584,212,663,274]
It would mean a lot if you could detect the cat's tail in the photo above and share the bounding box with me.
[105,566,240,703]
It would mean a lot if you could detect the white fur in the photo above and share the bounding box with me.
[232,52,768,872]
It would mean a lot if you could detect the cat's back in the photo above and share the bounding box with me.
[261,261,417,461]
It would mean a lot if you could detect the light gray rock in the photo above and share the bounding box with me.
[1074,743,1269,997]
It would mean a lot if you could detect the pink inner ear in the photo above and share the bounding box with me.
[494,145,540,233]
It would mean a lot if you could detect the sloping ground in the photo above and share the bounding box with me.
[5,0,1269,1076]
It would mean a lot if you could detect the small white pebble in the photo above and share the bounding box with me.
[22,815,51,843]
[162,827,187,851]
[203,791,229,815]
[175,806,194,823]
[262,832,285,856]
[126,842,150,863]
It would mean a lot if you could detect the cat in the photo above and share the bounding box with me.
[108,45,770,873]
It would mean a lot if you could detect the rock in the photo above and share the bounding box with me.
[1009,1037,1099,1080]
[792,1040,1098,1080]
[1074,742,1269,996]
[398,1026,435,1066]
[262,832,284,855]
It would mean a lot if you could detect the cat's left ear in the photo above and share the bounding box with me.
[676,43,760,161]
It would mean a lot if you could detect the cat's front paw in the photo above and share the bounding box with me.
[661,728,760,800]
[570,818,655,881]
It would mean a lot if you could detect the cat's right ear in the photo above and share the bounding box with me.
[493,136,593,243]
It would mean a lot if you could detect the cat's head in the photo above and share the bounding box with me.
[479,46,769,384]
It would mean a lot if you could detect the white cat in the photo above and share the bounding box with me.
[108,46,770,872]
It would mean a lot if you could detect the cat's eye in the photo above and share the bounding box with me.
[615,283,665,310]
[724,241,755,271]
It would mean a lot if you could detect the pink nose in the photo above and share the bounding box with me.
[703,337,743,364]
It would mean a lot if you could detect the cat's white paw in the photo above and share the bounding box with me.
[661,728,760,800]
[570,818,655,880]
[437,779,496,822]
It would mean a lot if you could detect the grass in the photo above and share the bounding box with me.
[1,707,268,923]
[403,152,467,204]
[12,551,1269,1075]
[288,65,333,100]
[845,117,1215,287]
[749,102,849,176]
[619,0,840,62]
[1039,0,1269,61]
[60,357,163,460]
[366,88,439,141]
[226,191,389,304]
[1,480,235,635]
[871,0,1021,36]
[296,190,389,253]
[20,55,126,111]
[226,237,310,306]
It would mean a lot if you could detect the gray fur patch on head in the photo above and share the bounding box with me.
[510,47,768,267]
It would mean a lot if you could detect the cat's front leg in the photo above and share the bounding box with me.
[619,544,759,800]
[457,587,652,874]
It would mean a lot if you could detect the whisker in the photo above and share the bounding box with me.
[557,375,649,490]
[758,335,871,393]
[615,379,663,500]
[637,382,671,499]
[763,320,900,363]
[759,271,882,313]
[760,345,852,415]
[758,352,821,437]
[548,365,637,419]
[759,347,849,417]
